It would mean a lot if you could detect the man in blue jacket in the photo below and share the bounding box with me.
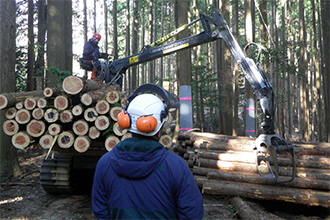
[92,84,204,220]
[80,33,106,79]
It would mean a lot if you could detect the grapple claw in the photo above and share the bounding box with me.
[255,134,296,183]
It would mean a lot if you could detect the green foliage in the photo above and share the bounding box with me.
[16,46,27,92]
[48,66,71,90]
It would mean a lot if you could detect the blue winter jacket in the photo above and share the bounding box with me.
[82,38,102,60]
[92,137,204,220]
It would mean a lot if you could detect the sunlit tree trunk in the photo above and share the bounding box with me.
[131,0,139,91]
[27,0,35,91]
[36,0,47,90]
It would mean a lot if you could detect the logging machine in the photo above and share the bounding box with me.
[40,9,295,194]
[94,9,296,184]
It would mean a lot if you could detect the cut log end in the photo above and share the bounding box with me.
[105,136,120,151]
[62,76,84,95]
[12,131,32,149]
[39,134,54,149]
[74,136,91,153]
[95,116,110,131]
[3,119,19,136]
[73,120,89,136]
[26,119,45,138]
[57,131,75,148]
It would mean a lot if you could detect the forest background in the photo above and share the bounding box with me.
[0,0,329,178]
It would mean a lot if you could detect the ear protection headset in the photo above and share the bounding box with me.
[117,84,179,136]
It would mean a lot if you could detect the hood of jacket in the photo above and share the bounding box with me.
[109,137,168,179]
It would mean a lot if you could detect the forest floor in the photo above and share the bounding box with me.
[0,147,329,220]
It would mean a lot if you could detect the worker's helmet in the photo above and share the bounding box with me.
[118,84,179,137]
[93,33,101,41]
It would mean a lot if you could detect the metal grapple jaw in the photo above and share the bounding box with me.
[254,134,296,183]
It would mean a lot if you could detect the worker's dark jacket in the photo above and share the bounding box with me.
[82,38,102,61]
[92,137,204,220]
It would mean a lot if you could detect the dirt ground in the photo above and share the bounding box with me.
[0,148,329,220]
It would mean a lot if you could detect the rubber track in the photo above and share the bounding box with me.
[40,152,73,194]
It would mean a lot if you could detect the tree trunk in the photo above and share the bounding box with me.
[27,0,35,91]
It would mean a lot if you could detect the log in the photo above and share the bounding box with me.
[24,97,39,110]
[72,119,89,136]
[159,134,173,148]
[88,126,101,140]
[48,123,63,136]
[5,107,17,119]
[229,196,285,220]
[26,119,46,138]
[44,108,59,123]
[105,90,120,104]
[37,98,47,108]
[0,90,44,109]
[39,134,54,149]
[43,87,61,97]
[57,131,75,148]
[202,179,330,207]
[60,109,73,123]
[113,122,127,136]
[15,109,31,124]
[95,115,110,131]
[84,107,98,122]
[105,135,120,151]
[12,131,32,149]
[204,168,330,190]
[32,108,44,120]
[95,99,110,115]
[80,84,121,106]
[197,151,330,169]
[72,104,84,116]
[74,136,91,153]
[15,101,24,110]
[109,106,122,121]
[62,76,104,95]
[2,119,20,136]
[121,132,132,141]
[197,158,330,180]
[54,95,70,110]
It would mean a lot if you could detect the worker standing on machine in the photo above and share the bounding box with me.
[80,33,107,79]
[92,84,204,220]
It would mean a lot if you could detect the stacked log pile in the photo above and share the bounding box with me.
[174,131,330,208]
[0,76,172,155]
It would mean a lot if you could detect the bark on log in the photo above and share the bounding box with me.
[44,108,59,123]
[109,106,122,121]
[43,87,61,97]
[197,158,330,180]
[72,104,84,116]
[197,151,330,169]
[48,123,62,136]
[54,95,70,110]
[57,131,75,148]
[113,122,127,136]
[95,115,110,131]
[39,134,54,149]
[5,107,16,119]
[15,109,31,124]
[72,119,89,136]
[74,136,91,153]
[84,107,98,122]
[62,76,104,95]
[26,119,45,138]
[204,168,330,190]
[3,119,20,136]
[37,98,47,108]
[95,99,110,115]
[80,84,121,106]
[12,131,32,149]
[229,196,285,220]
[105,135,120,151]
[60,109,73,123]
[202,179,330,207]
[159,134,172,148]
[32,108,44,120]
[0,90,45,109]
[88,126,101,140]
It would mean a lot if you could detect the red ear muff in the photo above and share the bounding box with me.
[136,115,158,133]
[117,111,131,129]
